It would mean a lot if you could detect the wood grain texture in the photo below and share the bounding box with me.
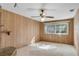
[74,9,79,55]
[0,9,1,47]
[40,19,74,45]
[0,9,40,48]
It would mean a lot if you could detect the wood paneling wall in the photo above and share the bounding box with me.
[0,9,1,47]
[0,9,40,48]
[40,19,74,45]
[74,9,79,55]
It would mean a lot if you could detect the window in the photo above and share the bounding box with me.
[44,22,69,35]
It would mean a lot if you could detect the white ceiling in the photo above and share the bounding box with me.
[0,3,79,22]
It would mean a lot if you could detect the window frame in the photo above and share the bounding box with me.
[44,21,69,35]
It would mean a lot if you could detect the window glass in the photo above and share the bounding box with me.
[56,24,67,33]
[45,24,55,33]
[44,22,68,35]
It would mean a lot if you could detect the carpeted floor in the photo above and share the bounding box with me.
[16,41,77,56]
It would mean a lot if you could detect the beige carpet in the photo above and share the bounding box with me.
[16,41,77,56]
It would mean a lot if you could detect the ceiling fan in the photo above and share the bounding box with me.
[31,8,54,22]
[31,9,54,18]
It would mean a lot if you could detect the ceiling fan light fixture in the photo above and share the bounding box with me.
[43,12,46,16]
[41,17,45,22]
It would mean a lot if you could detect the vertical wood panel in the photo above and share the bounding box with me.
[0,8,1,47]
[1,9,16,48]
[74,9,79,55]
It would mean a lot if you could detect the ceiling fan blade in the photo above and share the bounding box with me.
[45,16,54,18]
[31,16,40,17]
[27,8,56,11]
[27,8,39,11]
[31,16,54,18]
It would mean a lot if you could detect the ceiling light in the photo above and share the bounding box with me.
[43,12,46,16]
[41,17,45,22]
